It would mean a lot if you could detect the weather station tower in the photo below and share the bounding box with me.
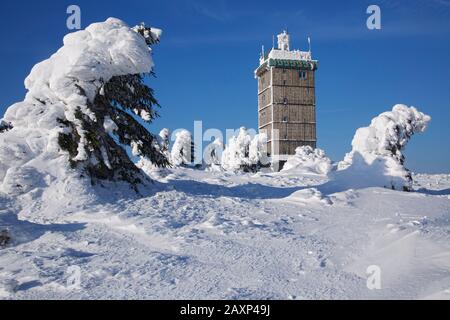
[255,30,318,169]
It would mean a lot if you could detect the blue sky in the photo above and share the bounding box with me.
[1,0,449,173]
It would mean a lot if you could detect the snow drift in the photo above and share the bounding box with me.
[333,104,431,190]
[0,18,161,201]
[282,146,332,175]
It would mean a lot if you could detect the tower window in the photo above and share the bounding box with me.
[283,97,288,105]
[282,116,288,122]
[299,71,307,80]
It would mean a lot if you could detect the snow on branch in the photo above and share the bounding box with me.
[132,23,162,45]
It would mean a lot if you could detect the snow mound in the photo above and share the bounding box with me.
[282,146,332,175]
[0,18,157,201]
[283,188,332,205]
[334,104,431,190]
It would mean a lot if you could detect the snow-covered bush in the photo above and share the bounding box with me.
[334,104,431,191]
[222,128,269,172]
[282,146,332,175]
[0,18,168,194]
[204,138,224,170]
[249,132,270,170]
[221,127,252,172]
[171,130,194,166]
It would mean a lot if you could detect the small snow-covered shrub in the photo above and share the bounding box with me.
[171,130,194,166]
[249,132,270,170]
[222,129,270,172]
[221,127,252,172]
[204,138,224,170]
[334,104,431,190]
[282,146,332,175]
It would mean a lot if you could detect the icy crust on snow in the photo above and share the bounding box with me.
[282,146,332,175]
[334,104,431,190]
[0,18,156,197]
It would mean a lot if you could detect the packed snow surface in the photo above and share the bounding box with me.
[0,168,449,299]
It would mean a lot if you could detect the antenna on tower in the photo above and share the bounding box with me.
[308,36,312,54]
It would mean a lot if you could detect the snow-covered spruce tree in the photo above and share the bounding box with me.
[71,71,168,184]
[171,130,194,167]
[59,22,168,185]
[0,18,168,196]
[335,104,431,191]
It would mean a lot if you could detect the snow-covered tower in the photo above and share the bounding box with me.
[255,30,318,169]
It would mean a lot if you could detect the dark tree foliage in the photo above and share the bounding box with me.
[190,141,195,164]
[0,120,13,133]
[0,229,11,248]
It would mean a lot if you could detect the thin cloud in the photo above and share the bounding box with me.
[190,0,232,22]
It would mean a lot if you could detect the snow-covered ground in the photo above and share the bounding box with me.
[0,18,448,300]
[1,168,449,300]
